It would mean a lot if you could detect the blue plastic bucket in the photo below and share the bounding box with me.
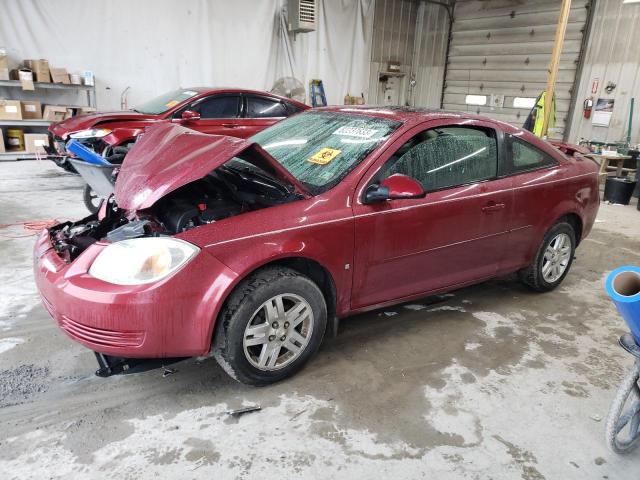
[606,266,640,345]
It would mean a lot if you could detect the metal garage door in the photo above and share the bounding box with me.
[442,0,591,139]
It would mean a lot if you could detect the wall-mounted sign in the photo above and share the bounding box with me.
[592,98,614,127]
[591,78,599,95]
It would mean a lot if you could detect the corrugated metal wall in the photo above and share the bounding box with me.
[567,0,640,145]
[410,1,450,107]
[443,0,590,139]
[368,0,450,107]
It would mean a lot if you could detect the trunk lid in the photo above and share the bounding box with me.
[114,122,308,210]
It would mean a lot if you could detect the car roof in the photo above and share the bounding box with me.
[182,87,309,108]
[315,105,520,132]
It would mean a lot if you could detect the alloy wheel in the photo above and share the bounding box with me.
[243,293,314,371]
[542,233,572,283]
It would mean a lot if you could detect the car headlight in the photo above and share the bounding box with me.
[69,128,112,139]
[88,238,200,285]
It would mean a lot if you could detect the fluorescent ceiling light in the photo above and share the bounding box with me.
[623,0,640,4]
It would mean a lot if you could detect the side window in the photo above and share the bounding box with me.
[194,95,240,119]
[510,136,558,173]
[380,126,498,191]
[284,102,305,116]
[246,96,287,118]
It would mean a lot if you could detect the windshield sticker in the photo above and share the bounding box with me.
[333,126,378,138]
[308,148,341,165]
[165,100,179,108]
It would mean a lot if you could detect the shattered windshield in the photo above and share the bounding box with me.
[250,111,402,194]
[133,89,199,115]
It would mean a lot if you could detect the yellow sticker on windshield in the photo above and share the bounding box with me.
[308,148,341,165]
[165,100,179,108]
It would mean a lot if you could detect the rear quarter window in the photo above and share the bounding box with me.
[510,136,558,174]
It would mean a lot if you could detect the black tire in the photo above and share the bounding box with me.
[83,184,102,214]
[213,266,327,386]
[519,221,576,292]
[605,360,640,454]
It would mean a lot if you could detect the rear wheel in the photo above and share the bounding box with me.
[213,267,327,385]
[519,222,576,292]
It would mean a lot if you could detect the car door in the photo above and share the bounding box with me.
[351,121,513,309]
[181,93,246,137]
[501,133,563,272]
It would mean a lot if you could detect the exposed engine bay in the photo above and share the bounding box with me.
[50,161,299,262]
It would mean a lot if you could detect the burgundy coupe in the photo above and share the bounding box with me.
[49,87,308,164]
[34,107,600,385]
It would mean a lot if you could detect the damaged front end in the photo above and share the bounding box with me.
[40,123,307,376]
[49,122,307,263]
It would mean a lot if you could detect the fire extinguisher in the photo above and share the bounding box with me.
[583,97,594,119]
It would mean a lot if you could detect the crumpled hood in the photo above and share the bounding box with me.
[114,122,308,210]
[49,111,156,139]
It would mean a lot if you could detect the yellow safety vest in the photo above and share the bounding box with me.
[532,92,556,138]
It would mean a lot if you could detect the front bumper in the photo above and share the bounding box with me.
[33,230,238,358]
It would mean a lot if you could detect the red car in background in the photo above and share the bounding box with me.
[49,87,309,167]
[34,107,600,385]
[48,87,309,211]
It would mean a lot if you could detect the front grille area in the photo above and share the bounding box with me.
[60,316,144,348]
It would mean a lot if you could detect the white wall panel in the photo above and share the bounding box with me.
[567,0,640,145]
[0,0,374,109]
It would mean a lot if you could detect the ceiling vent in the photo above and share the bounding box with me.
[288,0,317,33]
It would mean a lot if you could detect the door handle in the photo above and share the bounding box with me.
[221,123,238,128]
[481,202,505,213]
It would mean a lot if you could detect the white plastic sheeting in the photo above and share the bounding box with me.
[0,0,374,109]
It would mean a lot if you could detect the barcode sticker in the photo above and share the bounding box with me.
[333,126,377,138]
[25,105,36,112]
[5,105,18,113]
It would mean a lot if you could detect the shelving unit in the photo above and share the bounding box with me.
[0,119,51,127]
[0,80,96,161]
[0,80,96,108]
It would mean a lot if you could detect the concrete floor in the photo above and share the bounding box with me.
[0,159,638,479]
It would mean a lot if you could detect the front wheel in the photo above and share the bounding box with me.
[519,222,576,292]
[213,267,327,385]
[605,359,640,454]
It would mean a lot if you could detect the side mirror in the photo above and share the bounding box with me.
[181,110,201,121]
[364,174,425,204]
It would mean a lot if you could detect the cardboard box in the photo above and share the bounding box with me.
[24,133,50,154]
[21,100,42,119]
[50,67,70,84]
[76,107,96,116]
[18,68,34,91]
[25,59,50,83]
[42,105,67,122]
[0,47,8,81]
[0,129,5,153]
[0,99,22,120]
